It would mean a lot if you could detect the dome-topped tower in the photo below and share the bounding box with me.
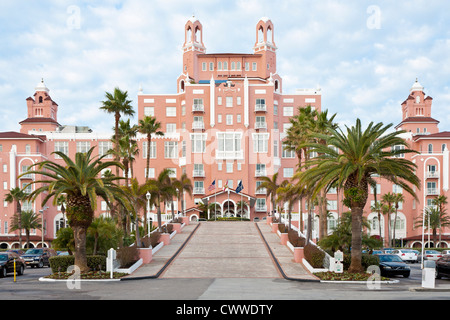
[410,78,424,93]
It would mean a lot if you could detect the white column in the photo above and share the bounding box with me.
[210,75,215,128]
[244,75,249,128]
[443,147,449,191]
[9,145,16,189]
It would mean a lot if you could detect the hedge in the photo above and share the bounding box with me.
[49,255,106,273]
[342,254,379,271]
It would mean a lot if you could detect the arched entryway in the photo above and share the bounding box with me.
[222,200,235,217]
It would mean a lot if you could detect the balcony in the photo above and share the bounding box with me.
[255,170,267,177]
[426,188,439,196]
[255,122,267,130]
[193,170,205,178]
[255,188,267,195]
[254,104,267,112]
[192,104,205,112]
[192,122,205,130]
[216,150,244,160]
[426,171,440,179]
[193,187,205,195]
[255,205,267,212]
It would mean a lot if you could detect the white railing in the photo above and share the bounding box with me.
[255,104,267,112]
[193,170,205,178]
[193,187,205,194]
[192,122,205,130]
[255,122,267,129]
[255,170,266,177]
[193,104,205,112]
[255,205,267,212]
[426,188,439,195]
[426,171,439,179]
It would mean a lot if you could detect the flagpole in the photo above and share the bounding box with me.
[215,190,217,221]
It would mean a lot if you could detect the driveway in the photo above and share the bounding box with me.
[160,221,282,279]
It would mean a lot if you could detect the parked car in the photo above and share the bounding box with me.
[21,248,56,268]
[435,255,450,279]
[392,249,418,263]
[372,250,384,255]
[0,252,26,278]
[377,254,411,278]
[383,248,395,254]
[6,249,24,256]
[418,250,443,261]
[441,250,450,256]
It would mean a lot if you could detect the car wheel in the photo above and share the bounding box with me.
[403,273,410,278]
[38,260,44,268]
[0,267,6,278]
[17,265,24,276]
[435,270,441,279]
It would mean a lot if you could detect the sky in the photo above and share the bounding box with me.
[0,0,450,134]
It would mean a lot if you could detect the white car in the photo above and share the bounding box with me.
[392,249,418,263]
[422,250,443,261]
[441,250,450,256]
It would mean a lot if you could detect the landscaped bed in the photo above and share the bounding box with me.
[314,271,390,282]
[44,271,128,280]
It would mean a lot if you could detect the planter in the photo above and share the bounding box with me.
[170,223,182,234]
[266,216,273,225]
[138,248,152,264]
[160,233,171,246]
[294,247,304,263]
[280,233,289,245]
[180,216,190,226]
[271,223,280,233]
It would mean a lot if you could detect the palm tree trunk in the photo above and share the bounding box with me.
[393,208,398,247]
[157,205,163,233]
[17,202,22,248]
[73,225,89,273]
[146,135,151,181]
[348,206,365,273]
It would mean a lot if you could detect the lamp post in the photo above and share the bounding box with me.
[146,192,151,236]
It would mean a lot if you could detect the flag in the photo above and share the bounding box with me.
[236,180,244,194]
[208,180,216,191]
[223,181,229,192]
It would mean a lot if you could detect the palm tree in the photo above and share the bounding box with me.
[382,192,396,247]
[433,195,448,246]
[392,193,405,247]
[100,87,135,176]
[276,181,303,231]
[22,147,129,272]
[256,172,280,216]
[172,173,193,218]
[236,200,249,218]
[122,178,148,248]
[138,116,164,181]
[147,169,176,232]
[5,187,26,248]
[56,195,67,228]
[415,206,450,247]
[10,210,41,249]
[370,201,383,241]
[298,119,419,273]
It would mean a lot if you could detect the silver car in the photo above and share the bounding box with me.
[392,249,418,263]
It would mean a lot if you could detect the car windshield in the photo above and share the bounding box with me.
[379,255,403,263]
[25,249,42,254]
[426,250,439,254]
[0,254,8,261]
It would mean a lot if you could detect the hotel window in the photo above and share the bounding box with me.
[218,61,222,70]
[256,198,266,210]
[99,141,113,158]
[142,141,156,159]
[144,107,154,117]
[237,96,241,105]
[283,106,294,117]
[226,114,233,125]
[226,162,233,173]
[442,144,447,152]
[217,114,222,123]
[2,164,6,173]
[226,96,233,107]
[370,184,381,195]
[166,107,176,117]
[256,163,266,176]
[245,62,250,71]
[218,97,222,105]
[164,141,178,159]
[54,141,69,158]
[231,62,235,70]
[76,141,91,154]
[283,168,294,178]
[167,168,177,178]
[25,144,31,154]
[166,123,176,133]
[253,133,269,153]
[145,168,155,178]
[202,62,207,71]
[227,180,233,189]
[327,200,338,210]
[392,145,405,158]
[190,133,206,153]
[428,144,433,154]
[193,98,204,110]
[237,114,241,123]
[181,105,186,116]
[393,184,403,194]
[273,139,279,157]
[252,62,257,71]
[223,62,228,70]
[237,62,241,70]
[283,123,292,133]
[209,62,214,71]
[217,132,242,158]
[282,143,295,158]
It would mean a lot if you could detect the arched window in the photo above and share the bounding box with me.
[416,96,420,104]
[39,96,43,103]
[258,26,264,43]
[442,144,447,152]
[25,144,31,154]
[428,144,433,154]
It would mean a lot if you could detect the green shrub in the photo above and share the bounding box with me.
[304,243,325,268]
[288,229,306,247]
[343,254,379,271]
[49,255,106,273]
[116,246,139,268]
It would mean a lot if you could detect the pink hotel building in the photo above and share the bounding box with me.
[0,17,449,249]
